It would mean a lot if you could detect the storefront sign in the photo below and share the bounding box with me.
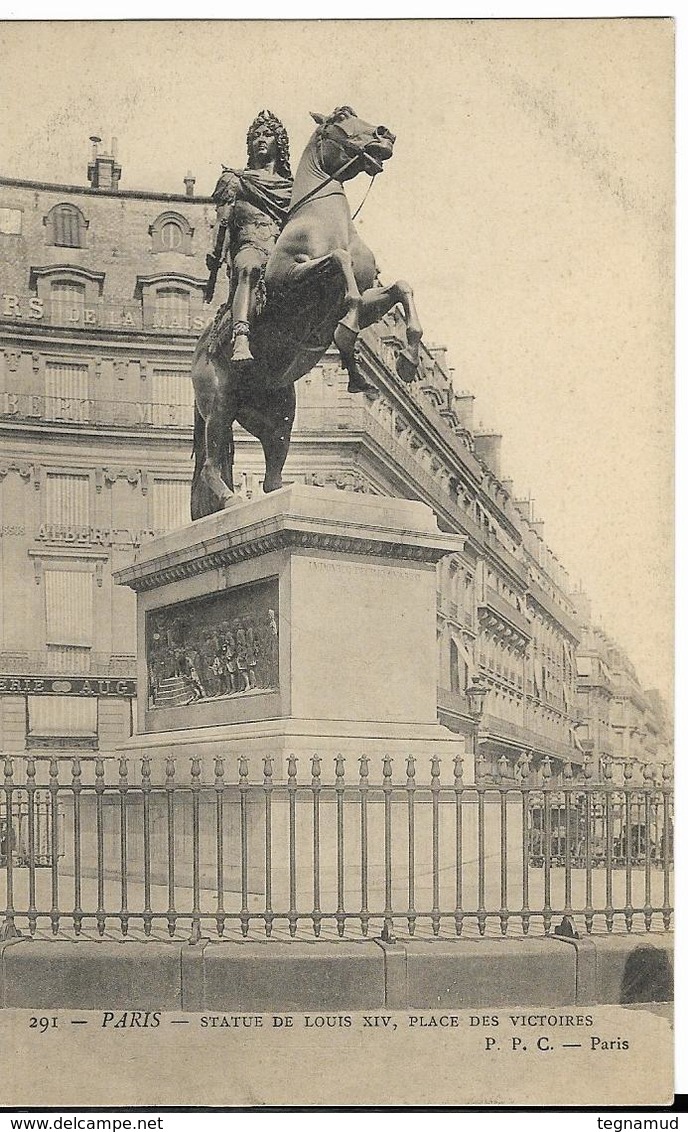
[0,675,136,697]
[37,524,157,548]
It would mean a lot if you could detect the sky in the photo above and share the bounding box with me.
[0,18,674,700]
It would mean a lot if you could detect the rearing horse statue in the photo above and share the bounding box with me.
[190,106,424,520]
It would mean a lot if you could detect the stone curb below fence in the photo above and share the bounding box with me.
[0,934,673,1012]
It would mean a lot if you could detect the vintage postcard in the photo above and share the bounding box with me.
[0,17,675,1108]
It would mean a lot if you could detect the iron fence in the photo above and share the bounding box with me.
[0,752,673,943]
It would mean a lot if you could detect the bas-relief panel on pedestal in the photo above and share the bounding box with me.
[145,578,279,710]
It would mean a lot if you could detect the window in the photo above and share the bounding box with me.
[0,208,22,235]
[46,474,90,528]
[28,696,97,737]
[45,362,89,422]
[152,478,190,533]
[154,287,190,329]
[45,570,94,647]
[160,221,183,250]
[149,211,194,255]
[151,369,195,427]
[449,638,467,695]
[50,280,86,327]
[45,203,88,248]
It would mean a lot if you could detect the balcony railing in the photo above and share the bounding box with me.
[0,752,673,943]
[0,392,194,430]
[481,714,578,763]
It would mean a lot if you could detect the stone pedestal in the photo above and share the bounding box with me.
[114,483,466,776]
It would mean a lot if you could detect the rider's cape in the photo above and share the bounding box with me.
[212,168,293,227]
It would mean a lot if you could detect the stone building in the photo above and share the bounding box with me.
[572,589,671,782]
[0,141,667,782]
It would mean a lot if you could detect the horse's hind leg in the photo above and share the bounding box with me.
[203,396,237,507]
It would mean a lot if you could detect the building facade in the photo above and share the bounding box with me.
[0,143,671,782]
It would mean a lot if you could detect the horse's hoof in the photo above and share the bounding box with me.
[396,348,418,384]
[334,320,359,357]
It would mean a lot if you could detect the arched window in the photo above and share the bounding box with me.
[149,211,194,255]
[44,203,89,248]
[160,220,183,250]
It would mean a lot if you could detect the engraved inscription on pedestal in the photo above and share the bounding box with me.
[145,578,279,710]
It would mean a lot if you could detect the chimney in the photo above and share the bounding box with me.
[453,392,475,431]
[427,344,449,377]
[514,497,533,523]
[571,588,592,626]
[474,432,503,478]
[184,170,196,197]
[87,134,122,191]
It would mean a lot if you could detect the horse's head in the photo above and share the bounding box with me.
[310,106,395,180]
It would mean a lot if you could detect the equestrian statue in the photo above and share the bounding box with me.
[190,106,424,520]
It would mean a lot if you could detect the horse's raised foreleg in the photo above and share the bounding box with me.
[358,279,424,383]
[284,248,362,356]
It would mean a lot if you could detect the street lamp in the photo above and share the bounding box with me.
[466,676,488,783]
[466,676,488,721]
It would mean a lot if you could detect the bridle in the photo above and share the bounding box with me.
[287,117,389,219]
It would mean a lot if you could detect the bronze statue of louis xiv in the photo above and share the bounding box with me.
[205,110,293,364]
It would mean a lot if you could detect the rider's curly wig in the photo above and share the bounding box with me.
[246,110,292,180]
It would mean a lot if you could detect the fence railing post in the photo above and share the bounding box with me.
[518,751,531,936]
[623,760,634,932]
[49,756,60,936]
[662,762,672,930]
[189,755,202,944]
[476,752,487,937]
[498,753,509,936]
[642,762,654,931]
[287,755,298,938]
[335,754,346,938]
[453,752,463,937]
[603,756,615,933]
[95,756,106,937]
[542,755,552,935]
[213,756,224,938]
[430,754,441,937]
[380,755,395,943]
[71,756,83,936]
[263,755,274,938]
[406,754,417,937]
[118,757,130,937]
[1,756,21,940]
[583,753,594,934]
[26,755,38,936]
[238,754,250,938]
[359,755,370,938]
[311,754,322,938]
[166,757,177,938]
